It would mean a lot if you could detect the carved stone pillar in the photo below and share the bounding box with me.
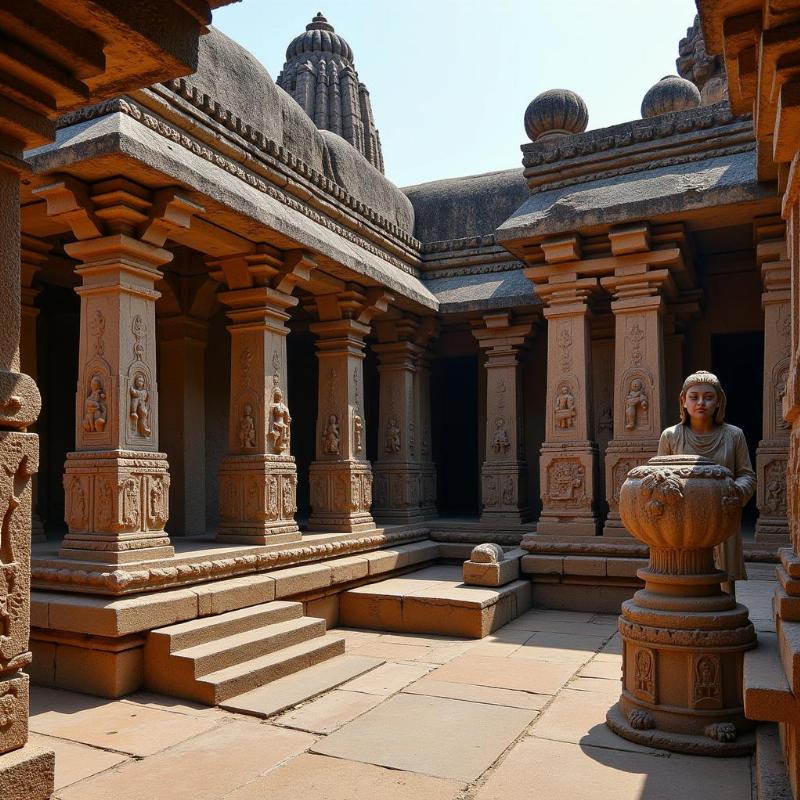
[210,249,316,545]
[472,313,534,525]
[308,289,390,532]
[20,236,49,543]
[600,226,675,537]
[34,178,202,564]
[158,315,208,536]
[372,316,438,523]
[754,218,790,546]
[372,340,422,522]
[0,158,53,791]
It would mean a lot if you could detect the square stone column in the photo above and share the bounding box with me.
[754,220,791,546]
[0,160,54,795]
[416,346,438,518]
[472,313,535,525]
[536,288,600,535]
[372,339,424,522]
[158,315,208,536]
[600,227,675,537]
[308,319,375,532]
[20,236,49,543]
[210,248,317,545]
[34,178,203,565]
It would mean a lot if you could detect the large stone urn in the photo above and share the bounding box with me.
[605,454,756,756]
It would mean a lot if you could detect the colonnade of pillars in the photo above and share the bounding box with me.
[25,181,790,559]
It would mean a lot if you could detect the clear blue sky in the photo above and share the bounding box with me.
[213,1,699,188]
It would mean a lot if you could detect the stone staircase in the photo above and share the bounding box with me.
[144,600,345,705]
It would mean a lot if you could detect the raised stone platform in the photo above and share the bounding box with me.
[339,565,532,638]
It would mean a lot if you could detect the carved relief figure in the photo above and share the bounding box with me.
[624,378,649,430]
[90,309,106,355]
[693,655,721,703]
[83,374,108,432]
[353,411,363,452]
[238,403,257,449]
[66,476,87,529]
[96,477,113,530]
[121,477,141,529]
[554,384,577,429]
[148,477,167,528]
[657,371,755,594]
[385,416,401,453]
[0,687,17,728]
[777,369,790,431]
[764,460,787,516]
[634,648,655,700]
[129,373,152,437]
[268,385,291,454]
[267,475,279,520]
[322,414,341,454]
[492,417,511,454]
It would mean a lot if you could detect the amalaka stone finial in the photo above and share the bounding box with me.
[641,75,701,119]
[524,89,588,142]
[307,11,334,32]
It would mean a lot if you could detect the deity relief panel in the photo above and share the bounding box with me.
[65,475,89,532]
[82,374,108,433]
[126,314,155,447]
[690,654,723,709]
[619,368,653,434]
[545,459,589,508]
[146,476,168,530]
[774,361,791,433]
[94,476,114,531]
[632,647,657,704]
[553,381,578,431]
[491,417,511,455]
[385,415,401,454]
[352,367,364,453]
[322,414,341,455]
[238,403,257,449]
[763,459,788,516]
[268,383,291,454]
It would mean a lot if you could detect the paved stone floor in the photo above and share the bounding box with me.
[29,575,777,799]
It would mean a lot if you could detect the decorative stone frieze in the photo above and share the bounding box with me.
[472,313,535,525]
[599,225,679,537]
[754,217,790,546]
[34,177,203,564]
[308,289,391,532]
[210,248,317,545]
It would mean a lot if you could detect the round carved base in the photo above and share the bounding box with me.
[606,702,754,757]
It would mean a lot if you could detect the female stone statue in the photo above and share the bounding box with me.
[624,378,648,430]
[322,414,340,454]
[129,373,151,437]
[83,374,107,432]
[269,385,291,453]
[657,370,755,594]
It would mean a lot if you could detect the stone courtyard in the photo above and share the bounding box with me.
[26,568,775,799]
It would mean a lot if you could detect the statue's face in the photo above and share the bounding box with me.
[632,379,642,391]
[135,375,145,389]
[683,383,718,422]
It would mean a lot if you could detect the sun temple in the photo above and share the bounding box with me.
[3,2,800,798]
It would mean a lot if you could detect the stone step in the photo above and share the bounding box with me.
[195,633,346,705]
[171,616,327,678]
[339,565,532,638]
[744,631,798,724]
[220,653,384,719]
[149,600,302,652]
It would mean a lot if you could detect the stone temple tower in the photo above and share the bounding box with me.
[277,12,385,173]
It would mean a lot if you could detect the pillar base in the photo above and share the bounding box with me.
[0,743,54,800]
[217,454,300,545]
[372,462,434,524]
[606,702,754,757]
[604,441,656,537]
[608,560,756,756]
[61,450,174,564]
[480,460,532,525]
[308,460,375,532]
[538,443,599,536]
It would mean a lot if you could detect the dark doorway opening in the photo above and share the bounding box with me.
[431,356,479,516]
[287,331,317,523]
[711,331,764,534]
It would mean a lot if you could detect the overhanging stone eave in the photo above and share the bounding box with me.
[437,293,540,315]
[494,149,776,249]
[25,112,438,313]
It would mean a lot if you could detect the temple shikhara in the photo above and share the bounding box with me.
[3,2,800,798]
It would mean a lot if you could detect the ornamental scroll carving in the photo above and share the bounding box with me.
[626,319,646,366]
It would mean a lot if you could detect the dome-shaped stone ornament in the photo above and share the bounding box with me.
[524,89,588,142]
[606,455,756,756]
[641,75,701,119]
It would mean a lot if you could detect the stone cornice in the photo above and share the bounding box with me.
[521,103,755,194]
[55,92,424,280]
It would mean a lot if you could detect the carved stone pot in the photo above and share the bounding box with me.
[605,454,756,756]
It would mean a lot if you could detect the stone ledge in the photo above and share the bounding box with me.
[744,632,799,724]
[0,743,54,800]
[754,723,793,800]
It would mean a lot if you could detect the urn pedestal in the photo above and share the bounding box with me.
[605,455,756,756]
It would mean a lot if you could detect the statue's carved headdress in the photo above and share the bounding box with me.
[679,370,726,424]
